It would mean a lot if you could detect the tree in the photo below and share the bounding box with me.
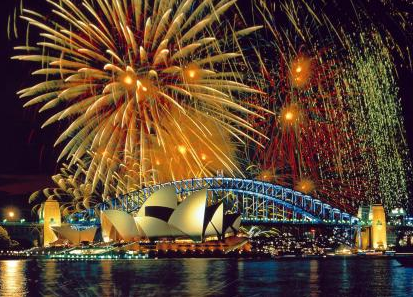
[0,226,11,248]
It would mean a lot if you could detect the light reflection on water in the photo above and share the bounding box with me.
[0,260,25,296]
[0,258,412,296]
[309,259,319,297]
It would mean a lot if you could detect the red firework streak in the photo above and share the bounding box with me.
[248,46,370,213]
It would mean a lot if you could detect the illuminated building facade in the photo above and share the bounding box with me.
[43,187,241,246]
[356,204,387,250]
[51,225,98,245]
[100,187,241,242]
[40,198,61,246]
[370,204,387,250]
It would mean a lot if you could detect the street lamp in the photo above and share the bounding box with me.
[2,208,19,222]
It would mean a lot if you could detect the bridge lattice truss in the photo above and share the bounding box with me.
[104,178,359,226]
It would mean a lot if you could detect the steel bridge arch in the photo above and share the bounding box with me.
[102,177,359,226]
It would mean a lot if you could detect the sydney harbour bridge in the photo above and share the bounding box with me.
[4,177,411,248]
[100,177,359,227]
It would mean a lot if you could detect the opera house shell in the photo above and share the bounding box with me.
[100,186,241,243]
[51,225,98,245]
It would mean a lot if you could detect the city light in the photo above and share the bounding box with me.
[2,208,19,222]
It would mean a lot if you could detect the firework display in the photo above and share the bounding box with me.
[343,33,411,211]
[247,0,412,212]
[29,160,100,216]
[10,0,412,214]
[13,0,265,202]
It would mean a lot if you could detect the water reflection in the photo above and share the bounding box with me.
[0,260,26,296]
[309,260,320,297]
[391,260,413,296]
[0,258,412,296]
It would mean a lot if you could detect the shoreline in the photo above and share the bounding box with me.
[0,252,410,261]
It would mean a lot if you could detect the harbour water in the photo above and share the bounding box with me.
[0,257,412,296]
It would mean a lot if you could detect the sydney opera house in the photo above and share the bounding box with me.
[100,187,241,243]
[42,187,245,252]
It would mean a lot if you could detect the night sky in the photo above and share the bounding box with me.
[0,0,412,220]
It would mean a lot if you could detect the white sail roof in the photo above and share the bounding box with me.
[98,188,241,243]
[233,216,241,231]
[137,185,177,217]
[52,224,97,245]
[135,216,184,239]
[168,189,207,240]
[100,211,116,242]
[101,210,140,241]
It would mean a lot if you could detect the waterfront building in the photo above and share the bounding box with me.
[100,187,241,242]
[51,225,98,245]
[43,187,243,248]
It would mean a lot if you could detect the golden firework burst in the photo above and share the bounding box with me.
[14,0,267,194]
[295,178,316,194]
